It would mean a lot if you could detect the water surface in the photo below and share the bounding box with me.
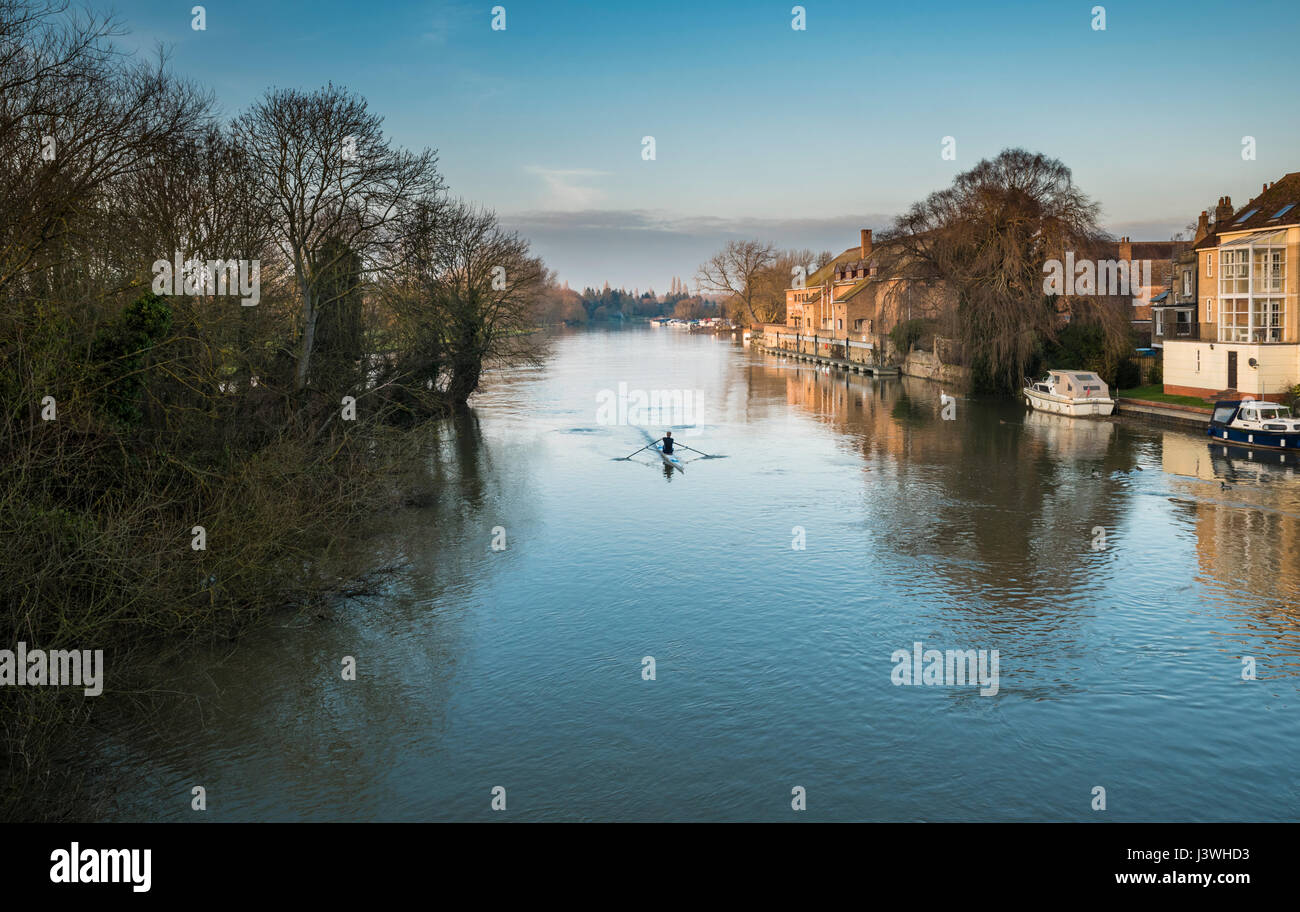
[89,327,1300,821]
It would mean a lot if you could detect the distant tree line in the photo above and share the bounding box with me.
[533,282,723,325]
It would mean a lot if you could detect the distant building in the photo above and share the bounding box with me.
[1093,237,1188,346]
[1151,216,1207,348]
[783,229,949,362]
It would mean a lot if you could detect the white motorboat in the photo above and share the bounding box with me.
[1023,370,1115,417]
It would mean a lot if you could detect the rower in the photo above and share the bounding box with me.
[660,431,675,455]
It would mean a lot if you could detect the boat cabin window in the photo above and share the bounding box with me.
[1212,404,1238,424]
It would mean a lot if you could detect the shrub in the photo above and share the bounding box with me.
[889,318,937,354]
[1044,322,1111,376]
[89,293,172,425]
[1115,358,1141,390]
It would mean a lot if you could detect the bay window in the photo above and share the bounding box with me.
[1217,232,1287,342]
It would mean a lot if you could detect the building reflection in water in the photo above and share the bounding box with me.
[748,351,1300,678]
[1163,431,1300,674]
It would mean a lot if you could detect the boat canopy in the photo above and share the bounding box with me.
[1237,401,1292,419]
[1047,370,1109,399]
[1213,399,1296,425]
[1212,401,1241,424]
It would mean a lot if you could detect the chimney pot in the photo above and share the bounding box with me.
[1195,211,1210,244]
[1214,196,1234,226]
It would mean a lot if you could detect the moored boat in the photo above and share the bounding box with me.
[1023,370,1115,417]
[1207,399,1300,454]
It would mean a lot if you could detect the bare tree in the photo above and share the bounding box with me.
[433,202,545,408]
[236,83,442,392]
[757,247,818,314]
[0,1,212,294]
[695,240,777,325]
[384,199,545,410]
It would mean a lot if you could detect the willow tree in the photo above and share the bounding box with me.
[886,149,1124,394]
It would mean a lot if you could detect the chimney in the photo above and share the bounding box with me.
[1215,196,1234,226]
[1194,210,1210,244]
[1119,236,1131,262]
[860,228,872,260]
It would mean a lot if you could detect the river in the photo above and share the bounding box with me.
[86,326,1300,821]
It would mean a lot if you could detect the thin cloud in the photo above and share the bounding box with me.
[1106,217,1194,241]
[421,2,476,44]
[524,168,613,211]
[500,209,897,293]
[506,208,896,238]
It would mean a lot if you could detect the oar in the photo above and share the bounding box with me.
[673,444,726,459]
[619,442,655,460]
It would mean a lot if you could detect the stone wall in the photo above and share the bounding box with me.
[900,349,969,388]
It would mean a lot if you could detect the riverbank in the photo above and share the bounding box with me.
[749,327,967,385]
[0,418,433,822]
[752,326,1224,434]
[1114,397,1212,428]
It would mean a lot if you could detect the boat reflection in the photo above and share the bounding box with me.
[1021,408,1116,459]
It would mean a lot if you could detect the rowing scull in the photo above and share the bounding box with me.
[654,443,685,472]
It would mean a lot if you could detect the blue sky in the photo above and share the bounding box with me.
[114,0,1300,292]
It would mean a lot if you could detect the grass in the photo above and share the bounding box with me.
[1115,384,1213,409]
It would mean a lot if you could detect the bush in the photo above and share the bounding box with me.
[1115,358,1141,390]
[89,293,172,425]
[889,318,937,354]
[1282,384,1300,411]
[1044,322,1110,376]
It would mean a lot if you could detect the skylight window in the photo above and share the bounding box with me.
[1269,203,1295,220]
[1234,208,1258,223]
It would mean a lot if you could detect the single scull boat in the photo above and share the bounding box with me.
[654,443,685,472]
